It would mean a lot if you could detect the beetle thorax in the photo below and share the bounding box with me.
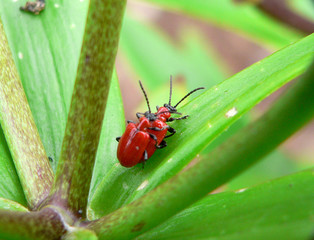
[156,106,171,122]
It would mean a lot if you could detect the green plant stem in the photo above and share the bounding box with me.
[137,169,314,239]
[0,208,66,240]
[0,19,53,209]
[46,0,126,219]
[87,61,314,239]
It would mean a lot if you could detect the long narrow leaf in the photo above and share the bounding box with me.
[89,71,125,200]
[0,197,28,212]
[0,129,26,205]
[89,34,314,219]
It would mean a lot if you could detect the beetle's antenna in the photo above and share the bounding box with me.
[139,80,151,113]
[169,75,173,105]
[174,87,205,108]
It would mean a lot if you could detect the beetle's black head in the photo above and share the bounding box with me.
[144,111,158,121]
[163,103,177,113]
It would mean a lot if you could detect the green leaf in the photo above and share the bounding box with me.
[0,0,89,170]
[89,71,125,200]
[0,129,26,206]
[201,113,250,154]
[137,169,314,240]
[142,0,302,49]
[0,197,28,212]
[88,34,314,219]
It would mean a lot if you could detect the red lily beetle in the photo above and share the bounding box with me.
[116,76,204,168]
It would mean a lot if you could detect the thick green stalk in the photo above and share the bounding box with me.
[87,61,314,239]
[47,0,126,218]
[0,19,53,209]
[0,208,66,240]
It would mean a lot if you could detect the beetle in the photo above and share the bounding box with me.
[116,76,204,168]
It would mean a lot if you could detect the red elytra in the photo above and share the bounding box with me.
[116,76,204,168]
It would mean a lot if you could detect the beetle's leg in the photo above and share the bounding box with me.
[164,127,176,138]
[167,115,189,122]
[116,136,121,142]
[148,132,161,148]
[136,112,145,119]
[148,133,158,143]
[144,150,148,160]
[156,105,160,111]
[148,133,167,149]
[127,120,135,124]
[157,140,167,149]
[147,125,169,131]
[142,150,148,169]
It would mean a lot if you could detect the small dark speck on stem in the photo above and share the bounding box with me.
[131,221,146,232]
[85,55,91,64]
